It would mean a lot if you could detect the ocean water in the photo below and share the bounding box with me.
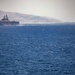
[0,24,75,75]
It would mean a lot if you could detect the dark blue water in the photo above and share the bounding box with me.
[0,24,75,75]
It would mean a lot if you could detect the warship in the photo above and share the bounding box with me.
[0,15,19,25]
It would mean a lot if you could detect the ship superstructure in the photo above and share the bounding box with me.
[0,15,19,25]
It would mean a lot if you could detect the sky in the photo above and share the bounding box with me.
[0,0,75,22]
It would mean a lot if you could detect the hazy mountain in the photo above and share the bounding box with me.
[0,10,60,24]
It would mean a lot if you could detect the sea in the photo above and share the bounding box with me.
[0,24,75,75]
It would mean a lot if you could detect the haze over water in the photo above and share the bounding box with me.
[0,24,75,75]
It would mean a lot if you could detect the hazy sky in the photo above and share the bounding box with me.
[0,0,75,22]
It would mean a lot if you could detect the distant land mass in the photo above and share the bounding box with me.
[0,10,60,24]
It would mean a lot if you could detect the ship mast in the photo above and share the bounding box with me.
[1,15,9,21]
[5,15,9,20]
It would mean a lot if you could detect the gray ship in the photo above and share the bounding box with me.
[0,15,19,25]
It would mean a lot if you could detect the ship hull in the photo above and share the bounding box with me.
[0,21,19,26]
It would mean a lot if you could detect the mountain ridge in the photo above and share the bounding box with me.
[0,10,60,24]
